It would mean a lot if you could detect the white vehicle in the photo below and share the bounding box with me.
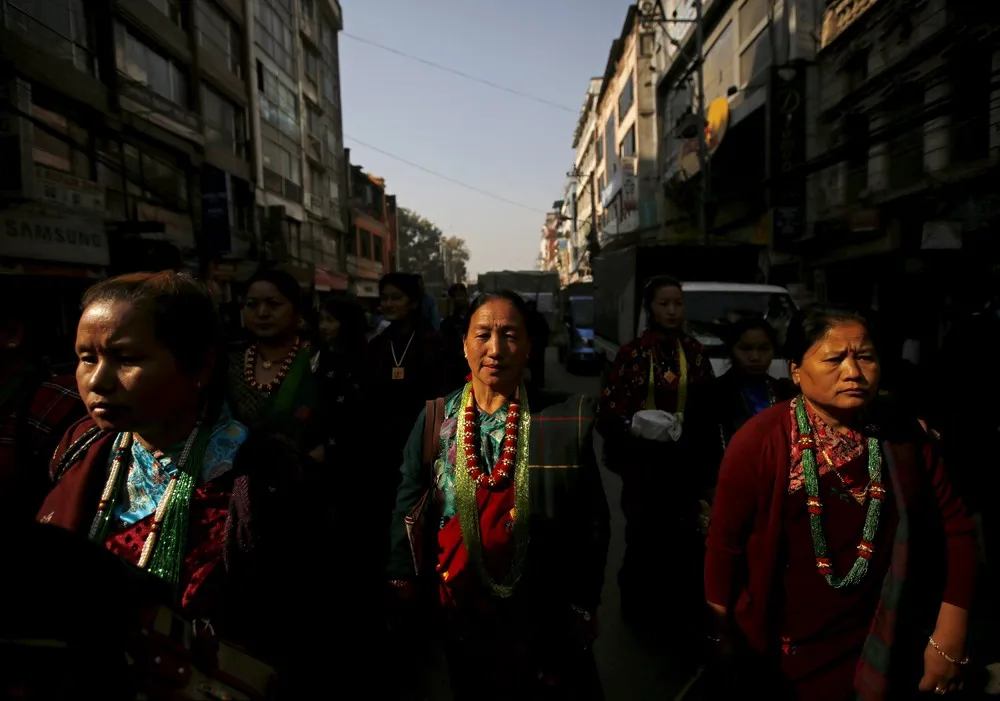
[631,282,797,378]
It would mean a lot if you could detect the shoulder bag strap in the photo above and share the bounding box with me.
[422,397,446,472]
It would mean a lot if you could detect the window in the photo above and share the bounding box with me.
[116,24,189,106]
[739,0,768,44]
[322,73,336,105]
[149,0,185,28]
[306,106,321,135]
[617,74,634,122]
[309,165,323,199]
[257,62,299,139]
[5,0,94,74]
[373,234,383,264]
[604,114,616,175]
[197,1,241,76]
[305,47,320,84]
[620,124,636,159]
[360,229,371,259]
[261,136,300,183]
[28,101,91,178]
[300,0,314,23]
[321,20,336,53]
[596,133,603,163]
[254,0,295,76]
[346,227,357,255]
[202,85,246,157]
[123,143,189,210]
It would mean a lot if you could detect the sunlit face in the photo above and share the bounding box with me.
[732,328,775,376]
[650,284,684,330]
[243,281,299,340]
[791,322,880,415]
[318,309,341,342]
[463,300,531,390]
[75,300,206,437]
[380,284,417,322]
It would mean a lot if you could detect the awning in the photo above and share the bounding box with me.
[315,268,348,292]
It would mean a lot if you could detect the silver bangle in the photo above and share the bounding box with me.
[928,635,969,666]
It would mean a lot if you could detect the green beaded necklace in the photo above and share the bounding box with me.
[453,382,531,598]
[795,397,886,589]
[89,423,210,592]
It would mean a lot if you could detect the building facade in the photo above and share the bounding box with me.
[567,77,603,283]
[801,0,999,335]
[345,157,396,302]
[251,0,347,293]
[0,0,349,321]
[594,6,659,249]
[650,0,822,270]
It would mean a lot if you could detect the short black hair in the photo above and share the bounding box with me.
[246,268,304,313]
[81,271,219,377]
[785,305,875,365]
[466,290,531,337]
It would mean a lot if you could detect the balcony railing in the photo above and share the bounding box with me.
[118,75,204,143]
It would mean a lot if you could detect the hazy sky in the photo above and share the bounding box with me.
[339,0,633,276]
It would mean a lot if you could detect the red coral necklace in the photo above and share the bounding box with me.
[462,387,520,489]
[245,339,300,393]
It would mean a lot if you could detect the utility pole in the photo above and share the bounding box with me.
[693,0,709,246]
[638,0,710,245]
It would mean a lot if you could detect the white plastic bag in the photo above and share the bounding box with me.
[630,409,683,443]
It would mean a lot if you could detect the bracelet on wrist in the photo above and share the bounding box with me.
[928,635,969,666]
[570,604,593,622]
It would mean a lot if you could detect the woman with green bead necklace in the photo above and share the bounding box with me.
[705,306,978,701]
[35,272,297,671]
[386,290,610,700]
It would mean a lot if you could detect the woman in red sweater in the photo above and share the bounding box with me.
[705,306,977,700]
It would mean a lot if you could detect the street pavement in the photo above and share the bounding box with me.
[544,349,698,701]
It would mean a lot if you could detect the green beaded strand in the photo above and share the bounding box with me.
[795,397,884,589]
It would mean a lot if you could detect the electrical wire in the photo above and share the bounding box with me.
[343,134,549,215]
[341,32,577,114]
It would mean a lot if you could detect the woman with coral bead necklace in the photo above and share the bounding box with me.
[387,290,611,700]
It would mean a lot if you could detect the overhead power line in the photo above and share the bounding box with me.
[342,32,577,114]
[344,134,548,214]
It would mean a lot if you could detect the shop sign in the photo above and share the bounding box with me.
[351,280,379,298]
[32,165,105,214]
[821,0,878,51]
[2,209,109,266]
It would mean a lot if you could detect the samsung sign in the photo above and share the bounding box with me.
[2,210,110,266]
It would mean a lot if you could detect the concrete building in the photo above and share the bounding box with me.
[651,0,822,277]
[593,6,660,248]
[567,76,603,282]
[251,0,347,293]
[0,0,261,342]
[801,0,999,333]
[345,157,396,302]
[0,0,349,314]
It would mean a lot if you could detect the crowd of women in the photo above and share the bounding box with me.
[0,268,994,700]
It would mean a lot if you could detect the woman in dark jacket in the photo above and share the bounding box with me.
[710,316,797,457]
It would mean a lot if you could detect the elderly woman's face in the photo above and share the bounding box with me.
[243,281,299,340]
[75,300,204,437]
[464,299,531,390]
[791,322,880,415]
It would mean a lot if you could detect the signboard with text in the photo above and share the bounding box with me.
[2,209,110,266]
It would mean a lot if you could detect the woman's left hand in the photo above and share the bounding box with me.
[919,639,964,695]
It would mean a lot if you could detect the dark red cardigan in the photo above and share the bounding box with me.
[705,400,977,655]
